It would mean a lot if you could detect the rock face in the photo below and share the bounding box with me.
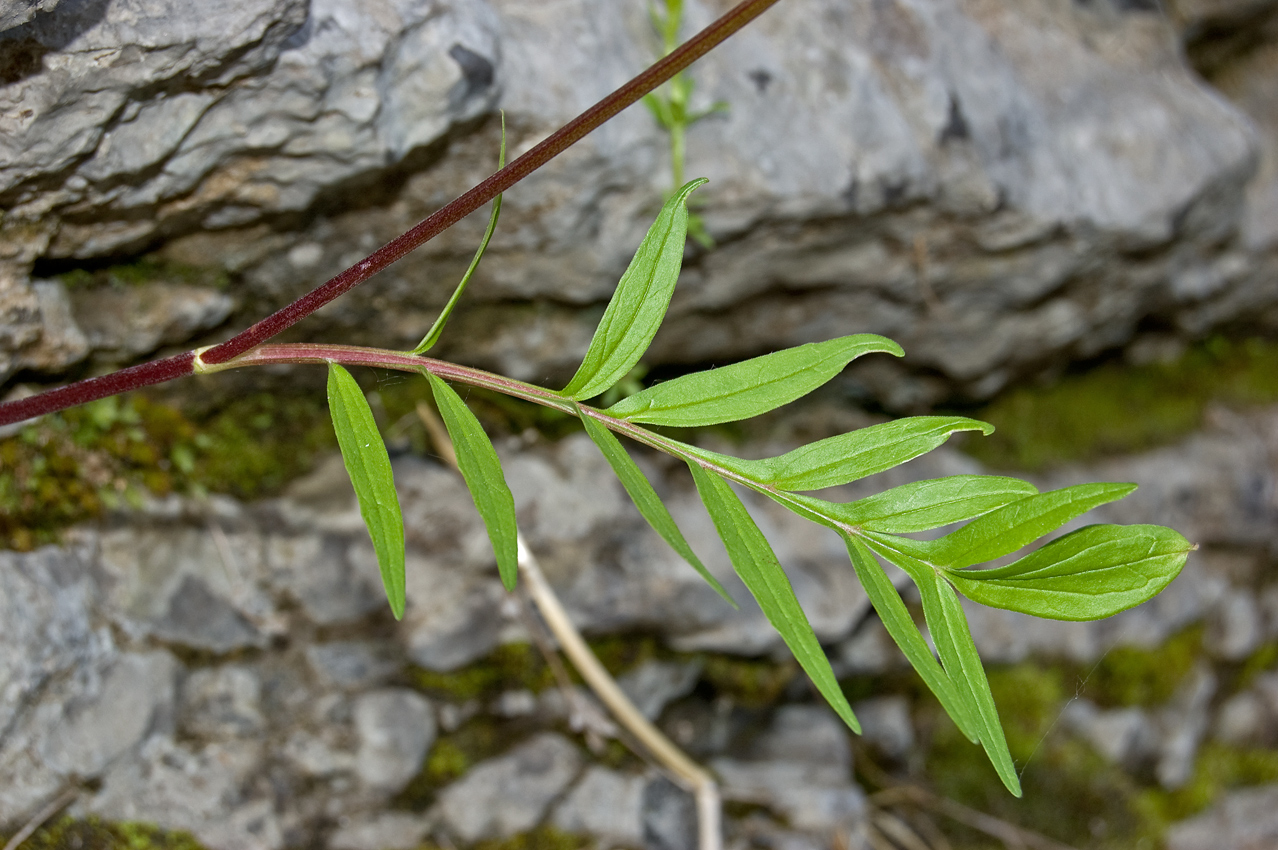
[0,0,1275,399]
[0,400,1275,847]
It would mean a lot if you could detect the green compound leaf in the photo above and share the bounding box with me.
[327,363,406,620]
[605,334,903,427]
[689,416,993,492]
[562,178,706,401]
[948,523,1193,621]
[815,475,1039,534]
[915,482,1139,569]
[426,372,519,590]
[579,410,735,607]
[844,535,979,743]
[688,462,860,734]
[411,115,507,355]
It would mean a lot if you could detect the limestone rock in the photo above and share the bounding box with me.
[1,0,1273,402]
[67,281,233,362]
[327,812,434,850]
[437,732,583,843]
[87,736,281,850]
[353,689,435,793]
[551,766,648,847]
[1167,783,1278,850]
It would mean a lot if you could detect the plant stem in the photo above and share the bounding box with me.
[199,341,852,536]
[0,0,782,429]
[416,393,723,850]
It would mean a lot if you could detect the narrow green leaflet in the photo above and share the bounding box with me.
[919,482,1139,569]
[605,334,902,427]
[948,524,1192,620]
[426,372,519,590]
[562,178,706,401]
[860,534,1020,794]
[411,115,507,355]
[688,462,860,733]
[810,475,1039,534]
[689,416,992,492]
[844,535,979,742]
[578,410,735,606]
[921,570,1022,797]
[327,364,406,619]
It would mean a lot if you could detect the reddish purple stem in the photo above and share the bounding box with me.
[0,0,781,428]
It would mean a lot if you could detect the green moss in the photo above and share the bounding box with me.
[1234,642,1278,693]
[701,655,797,707]
[472,826,588,850]
[1083,627,1204,709]
[1134,744,1278,840]
[918,663,1147,849]
[964,336,1278,471]
[2,816,207,850]
[0,391,333,551]
[585,633,667,676]
[406,643,556,703]
[57,257,229,291]
[392,717,516,811]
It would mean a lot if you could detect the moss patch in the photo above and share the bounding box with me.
[472,827,589,850]
[1,817,207,850]
[57,257,229,291]
[1135,743,1278,834]
[963,336,1278,471]
[392,716,520,811]
[0,391,333,551]
[1082,627,1204,709]
[405,643,555,702]
[701,655,798,707]
[915,663,1147,849]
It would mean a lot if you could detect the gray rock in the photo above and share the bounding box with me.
[837,618,906,676]
[711,703,864,833]
[305,641,400,690]
[86,736,281,850]
[0,0,62,32]
[97,526,274,653]
[1214,691,1269,746]
[24,279,88,371]
[0,538,110,821]
[1207,589,1264,661]
[267,534,386,627]
[711,759,865,833]
[67,282,233,362]
[2,0,1273,403]
[180,665,265,739]
[1062,701,1158,767]
[43,650,178,777]
[642,776,698,850]
[748,704,852,775]
[617,659,703,722]
[327,812,434,850]
[353,688,435,793]
[551,766,648,847]
[437,732,583,843]
[1167,783,1278,850]
[852,696,915,761]
[1157,664,1218,789]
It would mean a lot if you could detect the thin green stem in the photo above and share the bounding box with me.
[209,342,857,540]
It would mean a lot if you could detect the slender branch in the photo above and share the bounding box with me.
[415,396,723,850]
[0,0,782,429]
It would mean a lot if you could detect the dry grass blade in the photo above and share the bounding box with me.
[3,788,78,850]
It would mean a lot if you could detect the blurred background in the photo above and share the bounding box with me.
[1,0,1276,848]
